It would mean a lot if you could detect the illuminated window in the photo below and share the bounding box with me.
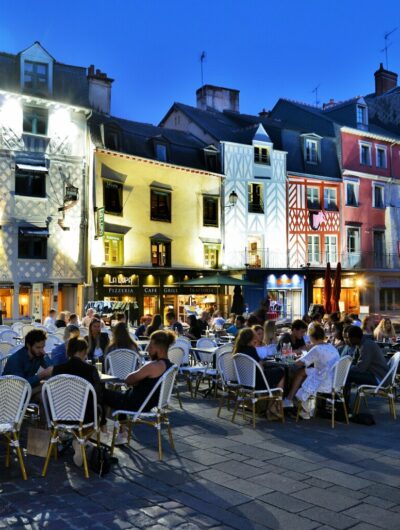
[151,189,171,222]
[323,187,337,211]
[307,187,320,209]
[23,106,48,135]
[151,240,171,267]
[104,233,123,265]
[248,183,264,213]
[18,227,48,259]
[204,244,219,268]
[254,146,270,165]
[23,61,48,93]
[203,196,219,227]
[103,180,123,215]
[307,235,320,264]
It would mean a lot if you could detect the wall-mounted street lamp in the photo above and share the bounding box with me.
[225,190,238,208]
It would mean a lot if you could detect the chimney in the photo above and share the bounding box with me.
[196,85,239,112]
[87,64,114,115]
[323,98,336,110]
[374,63,398,96]
[258,108,269,118]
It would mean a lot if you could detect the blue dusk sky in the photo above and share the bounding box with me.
[1,0,400,123]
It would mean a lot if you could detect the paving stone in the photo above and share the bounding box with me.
[292,487,360,511]
[360,483,400,503]
[196,468,236,486]
[362,496,397,509]
[325,485,366,500]
[300,506,358,529]
[223,478,274,497]
[212,460,266,479]
[306,468,373,490]
[179,449,231,466]
[178,479,252,508]
[157,513,187,527]
[249,472,309,494]
[140,506,169,519]
[267,456,322,473]
[342,503,400,529]
[259,491,314,513]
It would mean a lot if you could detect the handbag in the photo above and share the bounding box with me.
[89,446,118,477]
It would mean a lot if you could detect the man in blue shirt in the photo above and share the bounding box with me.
[166,311,183,335]
[3,329,53,387]
[227,315,245,337]
[51,324,80,366]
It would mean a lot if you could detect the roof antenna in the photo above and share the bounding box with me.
[200,51,206,90]
[381,27,398,69]
[312,84,321,107]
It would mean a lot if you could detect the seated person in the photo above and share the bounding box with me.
[277,319,308,353]
[331,322,345,353]
[165,311,183,335]
[87,318,109,362]
[258,320,278,359]
[68,313,80,327]
[197,311,210,334]
[345,325,390,406]
[211,310,226,330]
[3,329,53,389]
[361,315,375,340]
[135,314,152,338]
[106,321,139,354]
[185,314,202,340]
[252,324,273,360]
[51,324,80,366]
[284,325,340,417]
[55,312,67,328]
[227,315,245,337]
[102,330,174,440]
[373,318,396,342]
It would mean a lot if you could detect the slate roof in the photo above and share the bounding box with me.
[90,113,220,172]
[0,49,90,107]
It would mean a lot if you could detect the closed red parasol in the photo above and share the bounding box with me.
[324,262,332,315]
[331,262,342,313]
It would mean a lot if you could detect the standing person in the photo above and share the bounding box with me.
[284,325,340,416]
[185,314,202,340]
[373,318,396,342]
[136,314,152,338]
[145,314,163,337]
[82,308,95,328]
[277,319,308,353]
[51,324,80,366]
[106,322,139,354]
[87,318,109,362]
[165,311,183,335]
[44,309,57,327]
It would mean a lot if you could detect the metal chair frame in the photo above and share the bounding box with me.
[217,351,239,417]
[168,346,184,409]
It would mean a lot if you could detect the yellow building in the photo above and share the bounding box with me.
[89,117,224,324]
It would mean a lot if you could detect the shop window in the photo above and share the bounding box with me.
[23,106,48,135]
[151,240,171,267]
[18,227,48,259]
[380,288,400,311]
[254,146,270,165]
[151,189,171,222]
[103,180,123,215]
[203,196,219,227]
[15,167,46,197]
[307,235,320,264]
[325,235,337,263]
[23,61,48,93]
[323,187,337,211]
[104,233,124,265]
[204,244,220,268]
[307,187,320,210]
[248,183,264,213]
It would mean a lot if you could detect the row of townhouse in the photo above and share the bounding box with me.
[1,42,400,322]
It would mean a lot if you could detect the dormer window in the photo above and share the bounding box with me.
[357,104,368,128]
[155,143,167,162]
[305,139,318,163]
[254,146,270,165]
[23,61,48,94]
[23,106,48,136]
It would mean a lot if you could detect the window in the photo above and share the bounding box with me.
[203,196,219,227]
[356,105,368,127]
[323,187,337,211]
[104,233,123,265]
[347,227,360,253]
[248,183,264,213]
[360,143,371,165]
[345,181,358,207]
[105,130,120,151]
[151,189,171,222]
[23,106,48,135]
[18,228,48,259]
[373,184,385,208]
[23,61,48,93]
[307,187,320,210]
[374,231,385,267]
[307,235,320,264]
[376,146,387,169]
[155,144,167,162]
[254,146,270,165]
[103,180,123,215]
[305,138,318,163]
[151,241,171,267]
[325,235,338,263]
[380,288,400,311]
[15,167,46,197]
[204,244,219,268]
[205,152,218,172]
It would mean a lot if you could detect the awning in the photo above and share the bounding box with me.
[19,227,49,236]
[16,164,48,172]
[101,164,127,184]
[150,181,172,191]
[150,233,172,242]
[104,222,132,235]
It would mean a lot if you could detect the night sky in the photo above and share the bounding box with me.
[1,0,400,123]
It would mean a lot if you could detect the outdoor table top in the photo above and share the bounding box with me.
[190,346,218,354]
[100,373,122,383]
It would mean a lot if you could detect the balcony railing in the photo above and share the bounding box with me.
[231,248,400,270]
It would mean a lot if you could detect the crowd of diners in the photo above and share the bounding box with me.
[1,303,395,466]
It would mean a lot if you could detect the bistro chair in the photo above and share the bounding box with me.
[11,322,24,336]
[0,342,16,357]
[105,348,141,389]
[21,324,35,338]
[0,375,32,480]
[110,365,178,460]
[168,346,184,409]
[354,351,400,420]
[0,330,20,343]
[174,337,191,365]
[232,353,284,429]
[44,334,61,354]
[217,351,239,417]
[41,375,100,479]
[0,325,11,333]
[296,355,352,428]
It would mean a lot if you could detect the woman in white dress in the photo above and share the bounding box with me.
[284,324,339,418]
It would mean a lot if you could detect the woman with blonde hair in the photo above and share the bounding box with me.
[373,318,396,342]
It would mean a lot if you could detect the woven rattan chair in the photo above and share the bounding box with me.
[296,355,352,428]
[232,353,284,429]
[0,342,16,357]
[11,322,24,336]
[45,334,61,354]
[0,329,19,344]
[105,348,141,379]
[217,351,239,417]
[354,351,400,420]
[21,324,35,338]
[110,365,178,460]
[0,375,32,480]
[168,346,184,409]
[41,375,100,478]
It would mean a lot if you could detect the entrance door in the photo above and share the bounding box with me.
[287,290,302,320]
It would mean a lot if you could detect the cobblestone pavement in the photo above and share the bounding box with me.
[1,387,400,530]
